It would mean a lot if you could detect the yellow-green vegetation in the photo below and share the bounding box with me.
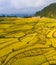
[0,17,56,65]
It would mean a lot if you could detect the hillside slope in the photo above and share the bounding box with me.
[35,3,56,18]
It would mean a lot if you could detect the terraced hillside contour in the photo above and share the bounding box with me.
[0,17,56,65]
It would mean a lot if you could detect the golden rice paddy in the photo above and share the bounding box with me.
[0,17,56,65]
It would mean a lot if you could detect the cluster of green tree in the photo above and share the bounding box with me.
[23,15,32,18]
[0,15,17,17]
[0,15,33,18]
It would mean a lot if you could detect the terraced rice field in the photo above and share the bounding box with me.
[0,17,56,65]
